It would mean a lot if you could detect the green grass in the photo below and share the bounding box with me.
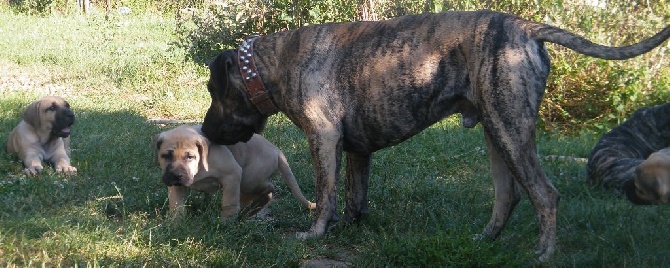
[1,8,669,267]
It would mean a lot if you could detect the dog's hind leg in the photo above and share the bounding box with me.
[343,151,371,224]
[239,192,272,219]
[480,103,559,263]
[479,131,521,239]
[481,117,558,262]
[473,34,558,262]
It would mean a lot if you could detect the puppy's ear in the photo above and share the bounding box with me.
[153,134,163,165]
[196,136,210,172]
[22,100,42,128]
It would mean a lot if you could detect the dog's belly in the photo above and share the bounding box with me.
[340,93,473,153]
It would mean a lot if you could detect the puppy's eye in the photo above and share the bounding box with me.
[186,154,197,160]
[161,151,173,160]
[46,105,57,112]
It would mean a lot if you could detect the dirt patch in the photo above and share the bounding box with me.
[300,258,351,268]
[299,248,352,268]
[0,61,71,95]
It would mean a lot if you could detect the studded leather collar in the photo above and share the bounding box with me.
[238,36,278,115]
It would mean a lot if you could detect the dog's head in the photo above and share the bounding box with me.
[201,50,268,145]
[154,125,210,187]
[23,96,75,138]
[624,148,670,205]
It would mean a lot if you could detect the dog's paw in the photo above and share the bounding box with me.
[167,206,186,221]
[296,231,314,240]
[472,233,485,241]
[164,209,189,228]
[296,220,333,240]
[56,165,78,176]
[534,243,556,263]
[24,165,44,176]
[220,204,241,221]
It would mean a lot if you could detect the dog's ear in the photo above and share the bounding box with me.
[208,50,239,99]
[196,136,209,172]
[22,100,42,128]
[152,134,163,165]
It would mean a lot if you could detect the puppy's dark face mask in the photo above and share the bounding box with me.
[51,101,75,138]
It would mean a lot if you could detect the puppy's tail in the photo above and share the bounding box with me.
[277,152,316,210]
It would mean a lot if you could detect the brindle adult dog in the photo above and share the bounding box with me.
[201,10,670,262]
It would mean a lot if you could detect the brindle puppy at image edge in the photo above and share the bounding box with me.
[588,103,670,205]
[201,10,670,262]
[6,96,76,176]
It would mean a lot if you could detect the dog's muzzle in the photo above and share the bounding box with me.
[623,180,654,205]
[201,122,254,145]
[162,164,195,187]
[53,109,75,138]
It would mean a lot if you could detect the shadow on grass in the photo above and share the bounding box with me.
[2,99,668,266]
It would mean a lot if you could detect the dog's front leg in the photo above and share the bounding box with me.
[343,151,371,223]
[298,128,343,239]
[220,173,242,221]
[50,139,76,175]
[167,185,188,219]
[20,150,45,176]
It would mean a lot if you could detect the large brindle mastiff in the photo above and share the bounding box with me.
[588,103,670,205]
[201,10,670,261]
[6,96,76,176]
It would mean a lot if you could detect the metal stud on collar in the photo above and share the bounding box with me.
[236,35,278,115]
[239,36,259,81]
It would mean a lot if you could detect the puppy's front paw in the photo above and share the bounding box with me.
[220,205,241,222]
[56,165,78,176]
[24,165,44,176]
[167,206,186,221]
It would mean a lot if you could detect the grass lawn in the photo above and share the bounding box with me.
[0,8,669,267]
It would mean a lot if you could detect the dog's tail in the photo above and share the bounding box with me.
[525,20,670,60]
[277,152,317,210]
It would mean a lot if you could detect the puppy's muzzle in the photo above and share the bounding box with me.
[162,163,195,187]
[623,180,654,205]
[53,108,76,138]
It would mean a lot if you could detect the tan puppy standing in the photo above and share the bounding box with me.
[625,147,670,205]
[154,125,315,220]
[6,96,76,176]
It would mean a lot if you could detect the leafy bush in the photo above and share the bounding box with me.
[7,0,54,14]
[173,1,259,64]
